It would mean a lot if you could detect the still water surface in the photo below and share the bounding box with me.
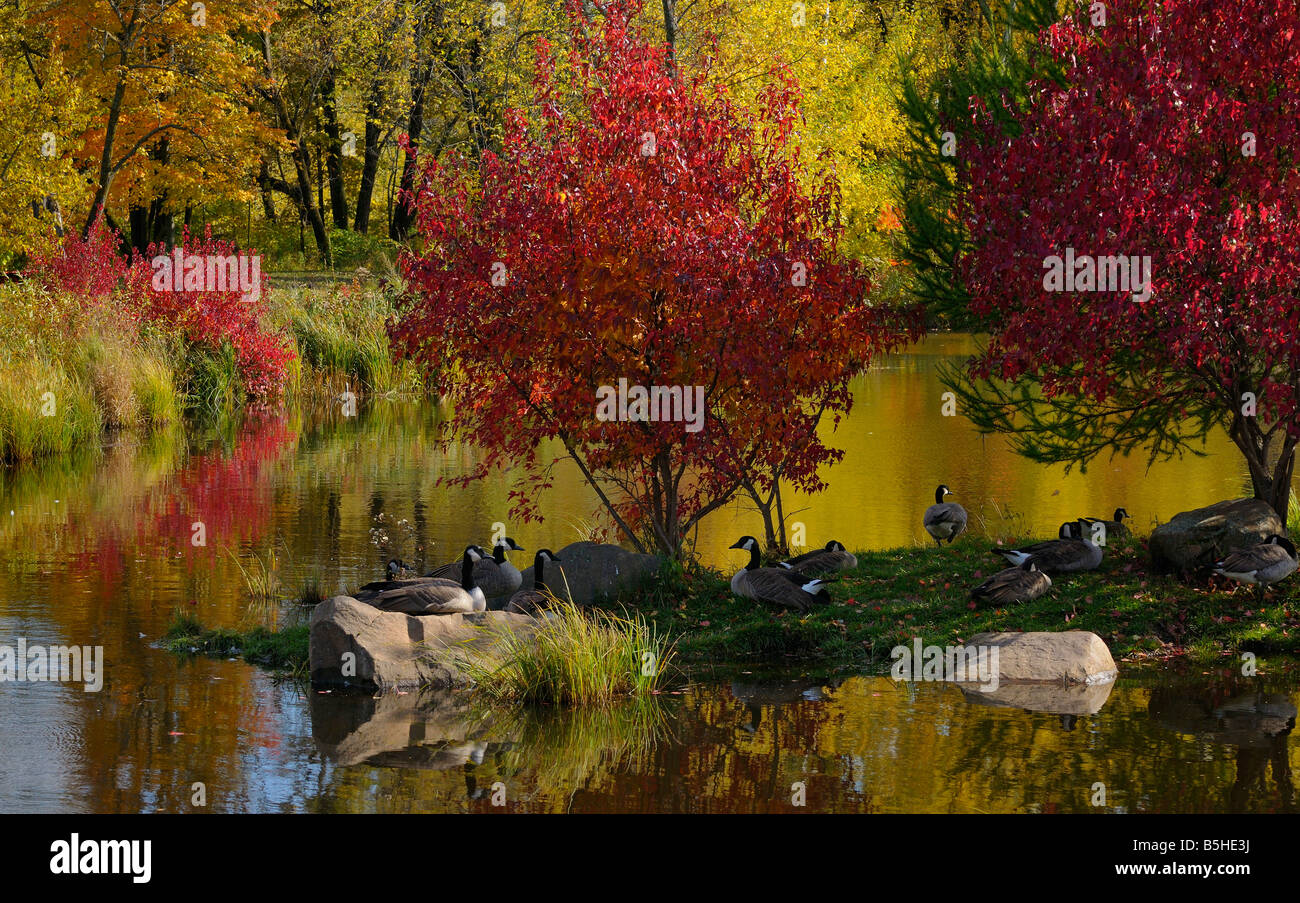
[0,335,1295,812]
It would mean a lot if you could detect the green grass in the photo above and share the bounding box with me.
[277,282,422,396]
[463,599,677,705]
[612,535,1300,675]
[164,611,309,675]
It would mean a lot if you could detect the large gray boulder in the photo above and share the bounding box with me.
[309,595,538,691]
[963,631,1118,685]
[1148,498,1284,575]
[516,541,661,606]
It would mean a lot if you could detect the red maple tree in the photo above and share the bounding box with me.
[950,0,1300,520]
[392,0,917,557]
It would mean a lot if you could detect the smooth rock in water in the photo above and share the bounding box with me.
[1148,498,1284,575]
[964,631,1118,685]
[515,541,660,607]
[310,595,538,691]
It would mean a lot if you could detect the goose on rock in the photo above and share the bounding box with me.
[505,549,562,616]
[1213,534,1298,602]
[779,540,858,576]
[425,537,524,599]
[356,546,486,614]
[729,536,833,613]
[923,485,967,546]
[994,521,1103,574]
[971,560,1052,607]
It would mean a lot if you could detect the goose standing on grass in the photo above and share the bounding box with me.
[505,549,562,616]
[356,546,485,614]
[1213,534,1298,602]
[1079,507,1131,543]
[779,540,858,576]
[971,560,1052,607]
[994,521,1103,574]
[729,536,834,613]
[923,485,968,546]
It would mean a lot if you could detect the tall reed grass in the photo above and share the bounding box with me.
[464,600,676,705]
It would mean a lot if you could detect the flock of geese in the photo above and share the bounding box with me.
[353,539,562,616]
[348,483,1299,619]
[724,484,1298,613]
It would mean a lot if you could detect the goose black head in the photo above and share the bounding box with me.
[729,536,760,551]
[1058,521,1078,540]
[385,558,409,579]
[536,549,560,563]
[1267,534,1297,557]
[935,485,952,504]
[825,540,846,552]
[1114,507,1130,522]
[1021,560,1039,573]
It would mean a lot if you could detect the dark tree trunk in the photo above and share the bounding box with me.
[391,42,433,240]
[260,31,331,264]
[321,69,350,229]
[353,111,383,235]
[1229,410,1297,525]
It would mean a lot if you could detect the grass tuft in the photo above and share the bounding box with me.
[464,599,677,705]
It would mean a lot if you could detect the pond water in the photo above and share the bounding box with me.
[0,334,1295,813]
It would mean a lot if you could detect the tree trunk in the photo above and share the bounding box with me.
[261,31,331,264]
[353,112,383,235]
[391,43,433,239]
[85,75,128,235]
[1229,412,1296,524]
[321,69,350,229]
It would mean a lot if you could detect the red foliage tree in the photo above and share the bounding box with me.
[950,0,1300,520]
[393,0,917,557]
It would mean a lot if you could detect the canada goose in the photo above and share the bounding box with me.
[425,538,523,598]
[486,537,525,594]
[385,558,415,580]
[971,560,1052,607]
[923,485,967,546]
[356,546,485,614]
[729,536,833,613]
[779,540,858,575]
[1213,534,1298,602]
[505,549,562,616]
[994,521,1103,574]
[1079,507,1131,543]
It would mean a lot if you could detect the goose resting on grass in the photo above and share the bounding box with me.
[1213,534,1298,602]
[729,536,834,614]
[779,540,858,576]
[994,521,1103,574]
[1078,507,1131,543]
[923,484,967,546]
[971,561,1052,608]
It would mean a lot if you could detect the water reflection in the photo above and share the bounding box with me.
[1,335,1299,813]
[297,670,1300,814]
